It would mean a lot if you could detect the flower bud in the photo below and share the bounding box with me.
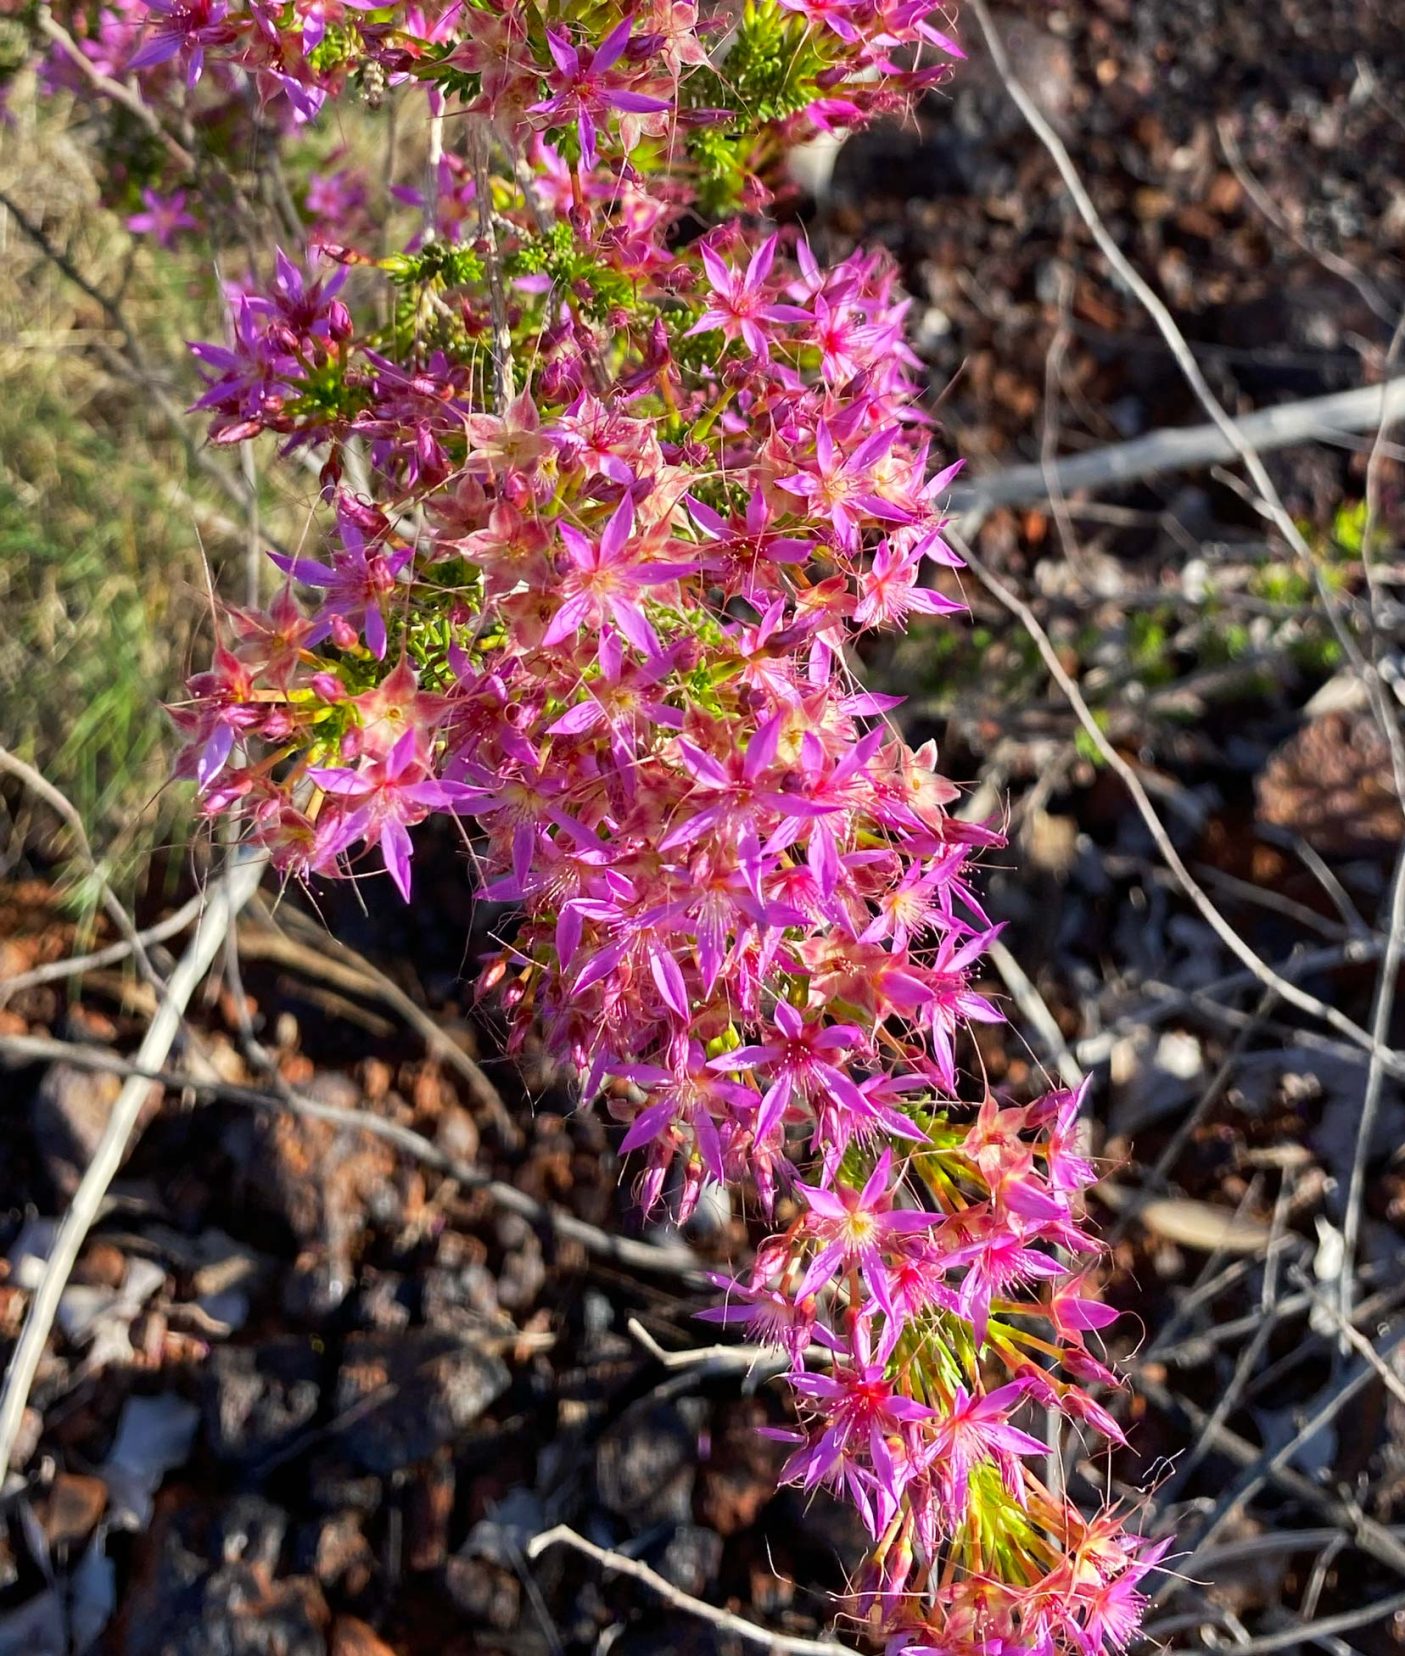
[327,299,354,341]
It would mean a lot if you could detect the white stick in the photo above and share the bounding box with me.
[0,852,266,1486]
[527,1524,853,1654]
[948,377,1405,514]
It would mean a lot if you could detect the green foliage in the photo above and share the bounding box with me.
[683,0,832,208]
[1125,608,1176,687]
[508,221,638,321]
[1073,715,1110,767]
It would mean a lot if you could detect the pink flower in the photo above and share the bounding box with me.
[783,1316,936,1533]
[127,0,233,82]
[854,539,965,630]
[711,996,869,1141]
[777,417,916,549]
[938,1219,1066,1349]
[125,186,198,247]
[794,1149,943,1317]
[543,493,696,656]
[924,1381,1046,1520]
[307,729,476,899]
[686,233,813,362]
[268,506,412,661]
[529,18,670,170]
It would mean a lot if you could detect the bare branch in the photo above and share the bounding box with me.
[947,375,1405,515]
[240,899,517,1142]
[1158,1586,1405,1656]
[0,1032,708,1289]
[473,121,515,412]
[1360,308,1405,625]
[1137,1370,1405,1579]
[948,532,1405,1079]
[966,0,1405,811]
[36,11,196,174]
[0,851,266,1486]
[1215,116,1397,328]
[526,1524,853,1654]
[0,745,164,995]
[1340,835,1405,1330]
[0,891,205,1001]
[985,935,1083,1086]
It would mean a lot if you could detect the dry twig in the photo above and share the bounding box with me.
[242,899,516,1139]
[1137,1372,1405,1578]
[36,11,196,173]
[473,121,515,412]
[967,0,1405,813]
[947,376,1405,516]
[1215,115,1396,327]
[1159,1587,1405,1656]
[1340,836,1405,1332]
[0,1032,707,1288]
[0,850,266,1486]
[947,534,1405,1079]
[526,1524,852,1654]
[0,891,205,1001]
[0,745,164,994]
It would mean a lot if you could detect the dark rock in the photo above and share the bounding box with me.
[421,1262,500,1328]
[212,1497,288,1572]
[405,1452,456,1571]
[495,1233,545,1312]
[596,1399,704,1525]
[155,1563,328,1656]
[442,1555,520,1630]
[203,1340,321,1466]
[38,1472,108,1552]
[329,1618,396,1656]
[605,1615,723,1656]
[30,1062,138,1198]
[355,1270,412,1331]
[296,1514,374,1595]
[696,1399,782,1537]
[652,1525,723,1597]
[333,1330,509,1475]
[244,1077,399,1303]
[434,1101,479,1166]
[119,1500,329,1656]
[307,1459,383,1516]
[281,1252,351,1323]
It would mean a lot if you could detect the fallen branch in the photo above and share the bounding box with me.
[0,850,266,1486]
[241,901,517,1140]
[0,745,165,995]
[1290,1265,1405,1413]
[526,1524,853,1654]
[0,892,205,1001]
[949,532,1405,1080]
[985,934,1084,1086]
[1159,1585,1405,1656]
[35,12,196,173]
[967,0,1405,816]
[1171,1314,1405,1581]
[1340,835,1405,1331]
[0,1032,707,1289]
[947,376,1405,516]
[1136,1372,1405,1580]
[0,186,282,541]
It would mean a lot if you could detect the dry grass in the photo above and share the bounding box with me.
[0,74,293,896]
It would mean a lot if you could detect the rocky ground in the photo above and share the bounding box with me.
[2,1,1404,1651]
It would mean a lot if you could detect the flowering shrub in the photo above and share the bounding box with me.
[17,0,1167,1648]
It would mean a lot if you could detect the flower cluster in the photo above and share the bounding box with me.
[27,0,1165,1648]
